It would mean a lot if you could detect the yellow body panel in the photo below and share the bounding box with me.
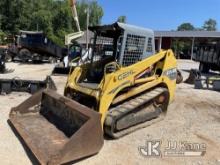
[65,49,177,126]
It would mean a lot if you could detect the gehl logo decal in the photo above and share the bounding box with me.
[118,70,134,80]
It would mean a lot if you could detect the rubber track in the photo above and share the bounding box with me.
[104,87,168,138]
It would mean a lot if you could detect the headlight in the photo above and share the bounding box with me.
[163,68,177,80]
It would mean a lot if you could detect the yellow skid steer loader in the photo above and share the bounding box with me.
[9,22,177,164]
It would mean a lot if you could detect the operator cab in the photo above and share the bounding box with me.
[78,22,155,85]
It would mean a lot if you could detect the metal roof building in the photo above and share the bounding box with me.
[78,30,220,42]
[155,31,220,38]
[154,31,220,59]
[77,29,220,59]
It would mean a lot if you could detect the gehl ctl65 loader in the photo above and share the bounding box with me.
[9,22,177,165]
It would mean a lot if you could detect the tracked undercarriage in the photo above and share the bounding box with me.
[105,87,169,138]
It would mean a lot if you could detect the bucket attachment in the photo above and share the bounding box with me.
[9,89,104,165]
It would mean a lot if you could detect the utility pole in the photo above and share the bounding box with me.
[86,7,90,49]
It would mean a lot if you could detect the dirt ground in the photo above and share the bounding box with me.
[0,60,220,165]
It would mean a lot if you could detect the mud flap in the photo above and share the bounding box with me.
[9,89,104,165]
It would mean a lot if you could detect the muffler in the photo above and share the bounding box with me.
[9,89,104,165]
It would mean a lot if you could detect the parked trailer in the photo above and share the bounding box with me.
[8,31,67,63]
[194,42,220,73]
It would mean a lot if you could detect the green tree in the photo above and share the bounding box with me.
[0,30,6,44]
[175,23,195,58]
[52,4,72,33]
[0,0,104,46]
[77,0,104,30]
[30,10,52,32]
[0,0,20,34]
[203,18,217,31]
[177,23,195,31]
[117,16,127,23]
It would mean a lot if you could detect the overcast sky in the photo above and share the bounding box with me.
[97,0,220,30]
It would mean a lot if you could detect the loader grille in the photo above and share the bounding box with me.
[122,34,146,66]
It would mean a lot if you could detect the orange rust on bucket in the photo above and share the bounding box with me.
[9,89,104,165]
